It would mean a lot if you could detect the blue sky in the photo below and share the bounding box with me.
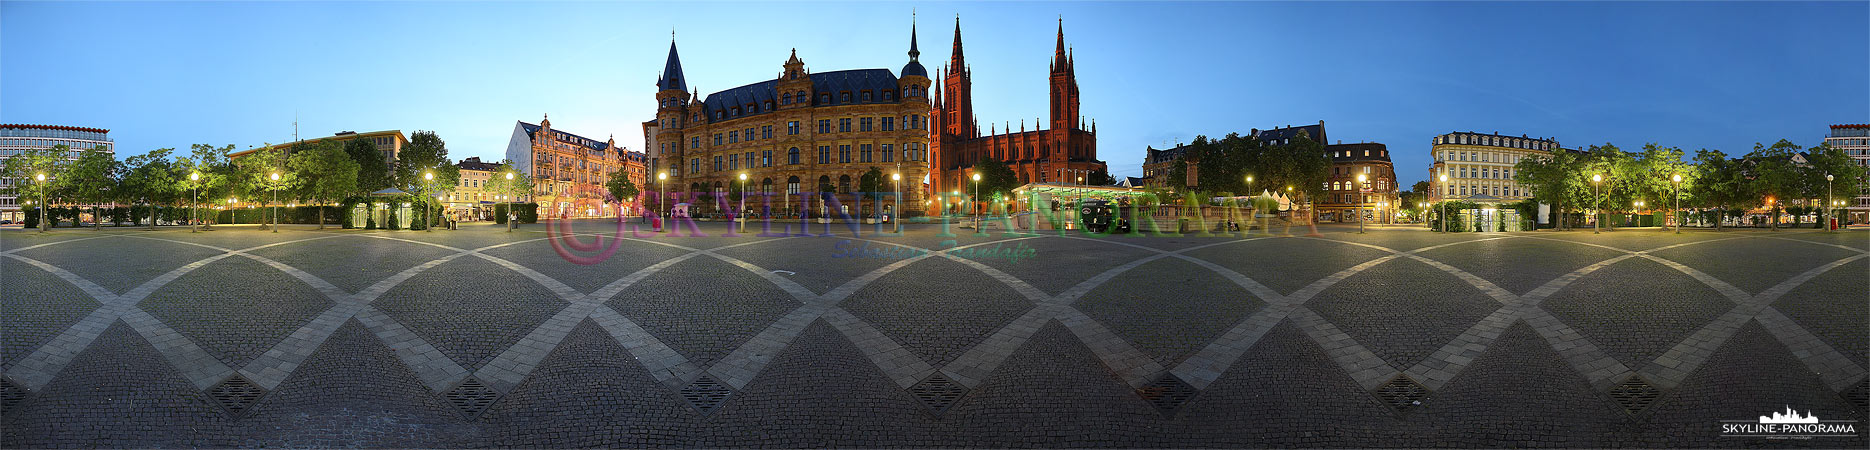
[4,1,1864,186]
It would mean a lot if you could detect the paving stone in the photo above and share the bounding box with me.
[840,257,1034,368]
[711,236,902,295]
[1651,236,1863,294]
[1183,236,1392,295]
[237,320,479,448]
[699,320,945,446]
[139,257,333,368]
[374,257,565,370]
[1423,322,1631,447]
[607,256,799,369]
[246,234,458,294]
[481,319,699,447]
[945,321,1167,447]
[969,235,1156,296]
[479,237,691,293]
[1308,257,1500,369]
[1417,237,1626,294]
[1771,259,1870,369]
[11,235,222,294]
[0,322,235,447]
[1075,257,1265,366]
[1170,321,1408,447]
[1632,321,1866,447]
[1542,257,1732,368]
[0,258,100,369]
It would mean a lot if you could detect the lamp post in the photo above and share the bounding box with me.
[972,172,982,225]
[229,197,238,227]
[738,172,748,231]
[657,171,668,232]
[1418,202,1427,225]
[1356,174,1367,233]
[189,172,201,232]
[1591,173,1603,234]
[1671,173,1682,234]
[34,173,47,233]
[1245,175,1255,235]
[269,172,281,233]
[892,172,902,233]
[1825,173,1834,232]
[423,171,434,232]
[1438,173,1449,232]
[1634,200,1644,228]
[505,171,517,232]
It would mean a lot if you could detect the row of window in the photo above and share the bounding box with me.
[1436,134,1552,151]
[696,116,923,149]
[1441,150,1526,164]
[1327,180,1388,191]
[0,129,110,141]
[688,144,928,175]
[1450,185,1522,198]
[1452,166,1513,180]
[0,140,112,151]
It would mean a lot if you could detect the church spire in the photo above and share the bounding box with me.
[909,11,921,62]
[1054,16,1067,71]
[950,15,965,70]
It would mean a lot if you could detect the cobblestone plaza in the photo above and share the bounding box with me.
[1,222,1865,447]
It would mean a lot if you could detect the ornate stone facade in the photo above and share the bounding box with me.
[930,19,1106,199]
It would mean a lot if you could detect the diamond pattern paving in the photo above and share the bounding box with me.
[374,257,565,370]
[700,321,944,447]
[1417,237,1625,294]
[1184,237,1392,294]
[0,258,99,368]
[246,234,459,294]
[971,236,1156,295]
[1424,322,1627,447]
[481,319,699,448]
[11,235,222,294]
[139,257,333,368]
[1308,257,1500,369]
[945,322,1166,447]
[1542,258,1732,368]
[0,323,234,448]
[1635,322,1865,447]
[237,321,480,448]
[1076,257,1265,366]
[1168,322,1405,446]
[480,237,692,293]
[1650,236,1862,294]
[711,237,900,295]
[607,257,799,368]
[840,257,1033,368]
[1771,258,1870,369]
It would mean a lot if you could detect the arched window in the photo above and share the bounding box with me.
[818,175,832,192]
[762,178,773,194]
[788,147,800,165]
[838,175,852,193]
[787,176,801,194]
[782,92,792,104]
[840,92,851,102]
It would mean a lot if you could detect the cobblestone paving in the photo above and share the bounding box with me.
[1771,259,1870,369]
[373,257,565,370]
[480,319,697,447]
[1,224,1863,447]
[1075,257,1265,366]
[840,257,1034,368]
[1541,257,1734,368]
[0,259,97,369]
[1309,258,1501,370]
[237,321,479,448]
[711,237,898,294]
[606,257,799,369]
[139,257,333,368]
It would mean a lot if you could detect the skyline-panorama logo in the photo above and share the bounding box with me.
[1720,406,1858,439]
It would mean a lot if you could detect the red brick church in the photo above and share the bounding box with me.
[930,18,1107,196]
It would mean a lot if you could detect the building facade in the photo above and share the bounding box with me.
[1136,122,1326,190]
[1826,124,1869,224]
[646,23,934,218]
[0,124,114,222]
[446,157,500,221]
[503,116,643,219]
[1317,142,1398,223]
[229,130,408,163]
[930,19,1106,203]
[1427,131,1559,204]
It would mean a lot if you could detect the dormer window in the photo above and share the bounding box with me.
[820,94,830,103]
[765,101,774,110]
[840,92,851,102]
[715,111,724,119]
[882,91,894,101]
[861,91,872,102]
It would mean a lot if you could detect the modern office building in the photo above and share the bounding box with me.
[1826,124,1869,224]
[503,115,643,219]
[1317,142,1398,223]
[0,124,114,222]
[930,19,1107,200]
[645,19,934,218]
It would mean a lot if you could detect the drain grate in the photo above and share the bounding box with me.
[1,377,26,414]
[1373,375,1430,411]
[1608,375,1661,414]
[1842,377,1868,415]
[444,377,500,418]
[680,375,733,415]
[908,374,968,414]
[1136,374,1199,415]
[207,375,266,416]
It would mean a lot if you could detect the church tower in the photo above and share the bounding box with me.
[1049,18,1081,134]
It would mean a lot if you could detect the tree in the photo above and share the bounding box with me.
[1799,142,1867,227]
[605,168,639,219]
[63,146,120,229]
[231,145,296,227]
[342,137,391,195]
[1692,149,1756,231]
[972,156,1022,200]
[1087,167,1114,186]
[289,140,359,229]
[857,167,886,194]
[483,159,533,227]
[394,131,459,226]
[120,148,180,229]
[1,145,71,230]
[178,144,234,227]
[1515,149,1591,230]
[1746,140,1803,230]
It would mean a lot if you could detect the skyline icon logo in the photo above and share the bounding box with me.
[1758,406,1820,424]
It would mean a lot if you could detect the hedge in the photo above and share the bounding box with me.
[491,203,540,224]
[214,206,343,225]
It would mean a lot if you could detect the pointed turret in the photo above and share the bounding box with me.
[657,39,686,92]
[949,16,965,71]
[902,14,928,78]
[1053,17,1068,71]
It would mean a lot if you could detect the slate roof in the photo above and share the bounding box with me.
[519,122,611,153]
[700,69,901,124]
[658,41,686,92]
[1326,143,1391,163]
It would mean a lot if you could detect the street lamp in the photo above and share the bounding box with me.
[1591,173,1603,234]
[505,171,517,232]
[657,171,668,232]
[1671,173,1682,234]
[189,172,201,232]
[423,171,435,232]
[972,172,982,225]
[1418,202,1427,225]
[269,172,281,233]
[229,197,238,227]
[1825,173,1835,232]
[1356,174,1368,233]
[892,172,902,233]
[1438,173,1449,232]
[738,172,748,230]
[34,173,47,233]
